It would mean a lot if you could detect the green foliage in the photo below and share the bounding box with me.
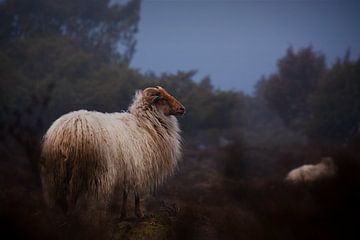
[308,56,360,144]
[257,47,360,145]
[256,47,326,131]
[0,0,142,123]
[0,0,140,63]
[0,0,142,166]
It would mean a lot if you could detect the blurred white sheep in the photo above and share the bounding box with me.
[285,157,337,184]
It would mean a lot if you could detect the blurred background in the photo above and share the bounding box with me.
[0,0,360,239]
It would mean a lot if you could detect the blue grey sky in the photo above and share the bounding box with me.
[130,0,360,94]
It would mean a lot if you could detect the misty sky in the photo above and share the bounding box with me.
[130,0,360,94]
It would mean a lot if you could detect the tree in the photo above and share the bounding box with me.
[308,55,360,145]
[0,0,140,63]
[256,47,326,131]
[0,0,141,177]
[256,47,360,146]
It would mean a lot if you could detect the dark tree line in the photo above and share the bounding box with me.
[0,0,244,176]
[256,47,360,147]
[0,0,141,174]
[1,0,359,184]
[0,0,140,63]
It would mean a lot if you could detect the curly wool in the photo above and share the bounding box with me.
[41,91,181,211]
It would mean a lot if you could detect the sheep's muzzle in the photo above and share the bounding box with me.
[174,106,186,116]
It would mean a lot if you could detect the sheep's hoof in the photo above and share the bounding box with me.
[135,209,144,218]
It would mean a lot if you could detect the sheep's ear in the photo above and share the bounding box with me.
[143,87,159,97]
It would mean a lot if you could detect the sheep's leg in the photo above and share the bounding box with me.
[120,190,128,219]
[134,193,144,218]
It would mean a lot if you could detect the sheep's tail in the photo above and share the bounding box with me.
[40,129,75,213]
[40,112,114,213]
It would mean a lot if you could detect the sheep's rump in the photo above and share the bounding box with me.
[41,111,115,208]
[41,110,134,211]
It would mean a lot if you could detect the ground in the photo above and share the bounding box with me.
[1,145,360,239]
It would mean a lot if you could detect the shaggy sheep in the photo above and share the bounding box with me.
[285,157,337,184]
[40,86,185,218]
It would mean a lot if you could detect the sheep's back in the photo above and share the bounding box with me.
[285,162,336,183]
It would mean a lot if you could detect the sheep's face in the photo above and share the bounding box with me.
[143,86,185,116]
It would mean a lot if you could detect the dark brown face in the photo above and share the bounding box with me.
[143,86,185,116]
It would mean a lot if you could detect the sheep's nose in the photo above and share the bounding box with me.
[177,106,186,115]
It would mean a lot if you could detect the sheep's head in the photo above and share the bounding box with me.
[321,157,334,166]
[143,86,185,116]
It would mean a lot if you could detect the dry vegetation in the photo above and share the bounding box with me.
[1,140,360,240]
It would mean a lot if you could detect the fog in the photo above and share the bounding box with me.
[132,0,360,93]
[1,1,359,239]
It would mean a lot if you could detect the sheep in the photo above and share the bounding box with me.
[285,157,337,184]
[40,86,185,219]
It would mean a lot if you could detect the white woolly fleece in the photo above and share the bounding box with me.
[285,157,337,184]
[41,90,181,211]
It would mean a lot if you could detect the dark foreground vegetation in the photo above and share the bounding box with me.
[1,142,360,240]
[1,0,360,239]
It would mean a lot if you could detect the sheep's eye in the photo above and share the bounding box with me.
[153,95,162,103]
